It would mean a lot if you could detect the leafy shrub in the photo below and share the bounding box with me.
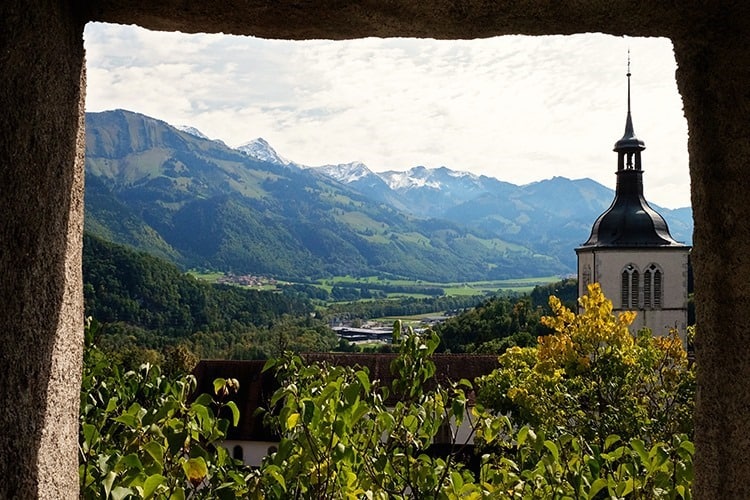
[81,283,694,498]
[476,283,694,447]
[259,315,693,498]
[79,318,254,499]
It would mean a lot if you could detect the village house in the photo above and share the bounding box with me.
[193,353,501,467]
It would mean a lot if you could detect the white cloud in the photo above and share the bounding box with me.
[84,24,689,208]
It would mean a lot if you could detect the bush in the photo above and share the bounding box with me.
[81,284,695,498]
[79,318,254,499]
[476,283,695,447]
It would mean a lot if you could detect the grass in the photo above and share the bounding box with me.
[189,270,560,298]
[324,275,559,295]
[188,270,225,283]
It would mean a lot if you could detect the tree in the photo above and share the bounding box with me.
[435,295,546,353]
[81,291,695,498]
[259,323,480,498]
[476,283,695,447]
[259,311,693,498]
[79,319,254,499]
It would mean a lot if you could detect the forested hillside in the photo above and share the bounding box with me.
[434,278,578,354]
[84,109,693,281]
[84,233,583,362]
[83,233,337,363]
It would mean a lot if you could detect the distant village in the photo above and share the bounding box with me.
[215,273,281,287]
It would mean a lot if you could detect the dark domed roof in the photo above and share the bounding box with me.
[580,169,682,248]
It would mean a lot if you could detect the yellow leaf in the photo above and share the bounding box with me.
[182,457,207,488]
[286,412,300,430]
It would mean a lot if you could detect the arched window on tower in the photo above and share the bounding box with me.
[621,264,639,309]
[644,264,663,309]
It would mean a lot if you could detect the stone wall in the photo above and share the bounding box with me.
[0,1,86,497]
[1,0,749,497]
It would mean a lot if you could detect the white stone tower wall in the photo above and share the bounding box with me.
[576,247,690,336]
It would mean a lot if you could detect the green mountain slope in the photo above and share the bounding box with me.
[84,109,568,281]
[83,233,314,336]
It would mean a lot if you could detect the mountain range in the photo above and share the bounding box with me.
[84,109,692,282]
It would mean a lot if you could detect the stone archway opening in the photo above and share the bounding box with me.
[3,3,750,498]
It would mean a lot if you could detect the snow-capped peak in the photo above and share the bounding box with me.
[177,125,209,140]
[380,166,481,191]
[381,167,438,190]
[312,162,372,183]
[236,138,291,166]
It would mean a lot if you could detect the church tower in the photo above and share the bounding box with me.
[576,62,690,337]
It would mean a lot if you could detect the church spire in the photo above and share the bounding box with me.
[614,52,646,170]
[578,54,682,248]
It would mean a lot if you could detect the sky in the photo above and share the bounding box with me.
[84,23,690,208]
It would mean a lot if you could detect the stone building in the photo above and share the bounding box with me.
[576,68,690,336]
[193,354,501,467]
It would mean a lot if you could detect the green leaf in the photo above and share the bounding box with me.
[679,440,695,455]
[192,402,210,428]
[264,465,287,492]
[166,429,188,456]
[216,485,240,500]
[630,438,649,464]
[262,358,277,373]
[103,470,116,498]
[616,477,634,497]
[302,399,316,424]
[225,400,240,427]
[342,382,360,407]
[111,486,134,500]
[588,478,608,499]
[543,440,559,462]
[143,441,165,467]
[112,413,139,429]
[143,474,166,499]
[458,378,473,389]
[604,435,621,451]
[105,397,118,413]
[213,378,227,395]
[351,404,369,425]
[194,393,213,406]
[517,426,530,446]
[403,414,418,432]
[451,470,464,489]
[452,399,465,421]
[587,457,601,478]
[355,370,371,393]
[81,423,99,453]
[676,484,686,499]
[115,453,143,473]
[169,487,186,500]
[649,444,669,468]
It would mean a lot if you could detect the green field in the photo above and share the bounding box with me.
[189,271,560,298]
[188,270,225,282]
[324,275,559,295]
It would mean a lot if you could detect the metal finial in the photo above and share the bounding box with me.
[627,49,631,113]
[627,48,631,76]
